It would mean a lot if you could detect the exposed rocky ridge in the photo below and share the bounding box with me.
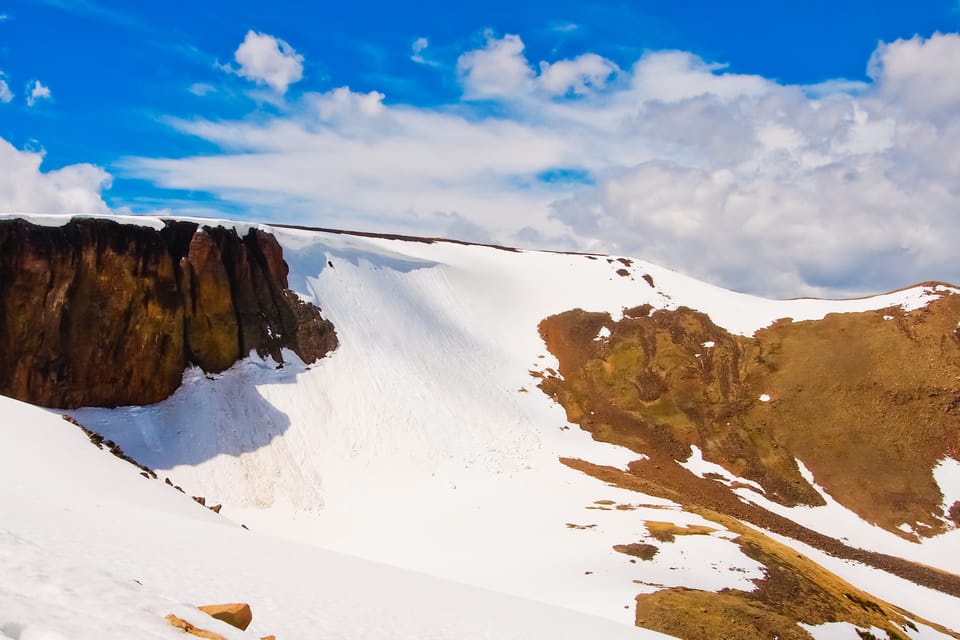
[537,295,960,538]
[631,509,959,640]
[0,218,337,408]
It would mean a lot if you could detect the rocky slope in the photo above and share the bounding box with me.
[537,297,960,638]
[0,218,337,408]
[537,296,960,538]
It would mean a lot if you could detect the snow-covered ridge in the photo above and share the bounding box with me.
[5,213,960,635]
[51,215,958,630]
[4,212,955,337]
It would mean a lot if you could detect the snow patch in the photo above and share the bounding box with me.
[733,459,960,579]
[934,457,960,519]
[799,622,877,640]
[679,445,765,493]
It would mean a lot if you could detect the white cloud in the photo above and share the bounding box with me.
[538,53,619,96]
[0,72,13,103]
[411,37,429,64]
[231,30,303,94]
[457,33,534,99]
[309,86,386,120]
[867,32,960,123]
[549,22,579,34]
[0,137,112,214]
[26,80,52,107]
[457,33,621,100]
[629,51,770,102]
[127,32,960,297]
[189,82,216,96]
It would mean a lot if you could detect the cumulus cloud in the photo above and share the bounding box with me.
[457,33,620,99]
[26,80,52,107]
[867,32,960,123]
[128,32,960,297]
[457,33,534,99]
[0,72,13,103]
[231,30,303,94]
[538,53,619,96]
[0,137,112,214]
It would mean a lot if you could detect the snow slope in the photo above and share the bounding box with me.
[0,394,675,640]
[55,219,960,633]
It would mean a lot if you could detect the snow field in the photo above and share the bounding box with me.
[52,220,960,630]
[0,395,675,640]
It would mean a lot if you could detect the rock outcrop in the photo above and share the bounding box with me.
[165,614,230,640]
[537,294,960,537]
[198,603,253,631]
[0,218,337,408]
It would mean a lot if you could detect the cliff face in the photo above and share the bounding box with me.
[0,218,337,409]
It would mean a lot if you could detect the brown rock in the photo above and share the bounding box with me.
[165,614,227,640]
[183,231,240,372]
[198,602,253,631]
[0,218,338,408]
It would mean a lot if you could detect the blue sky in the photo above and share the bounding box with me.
[1,0,960,296]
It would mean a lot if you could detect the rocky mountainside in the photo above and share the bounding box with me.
[538,298,960,536]
[2,214,960,640]
[0,218,337,408]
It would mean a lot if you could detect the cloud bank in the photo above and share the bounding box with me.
[118,31,960,296]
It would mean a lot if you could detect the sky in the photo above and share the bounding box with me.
[1,0,959,297]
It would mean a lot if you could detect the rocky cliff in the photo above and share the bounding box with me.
[0,218,337,408]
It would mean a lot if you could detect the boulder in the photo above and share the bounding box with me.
[198,602,253,631]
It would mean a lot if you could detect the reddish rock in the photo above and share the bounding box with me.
[0,218,337,408]
[183,230,241,372]
[198,602,253,630]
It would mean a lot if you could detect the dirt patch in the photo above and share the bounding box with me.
[614,543,659,560]
[644,521,716,542]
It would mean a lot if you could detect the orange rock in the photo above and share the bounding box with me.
[198,603,253,631]
[260,636,277,640]
[165,614,227,640]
